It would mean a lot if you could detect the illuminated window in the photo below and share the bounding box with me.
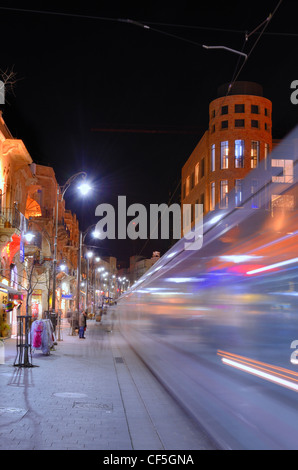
[264,143,269,170]
[235,140,244,168]
[221,141,229,169]
[220,180,228,208]
[235,179,243,207]
[210,182,215,211]
[211,144,215,172]
[271,194,294,210]
[251,141,259,168]
[251,179,259,208]
[186,176,190,196]
[272,159,294,183]
[195,163,199,185]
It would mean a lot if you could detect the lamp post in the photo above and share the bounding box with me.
[76,224,100,314]
[52,172,91,314]
[85,251,93,313]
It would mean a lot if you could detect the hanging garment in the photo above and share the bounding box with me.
[42,319,54,355]
[32,320,44,349]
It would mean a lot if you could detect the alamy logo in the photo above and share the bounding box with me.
[290,80,298,105]
[0,81,4,105]
[95,196,203,251]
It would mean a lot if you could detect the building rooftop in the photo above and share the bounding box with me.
[217,81,263,98]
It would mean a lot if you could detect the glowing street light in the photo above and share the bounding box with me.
[78,182,92,196]
[76,224,101,314]
[24,232,35,243]
[53,171,91,313]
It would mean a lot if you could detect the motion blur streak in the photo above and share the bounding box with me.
[221,358,298,392]
[218,350,298,391]
[246,257,298,275]
[118,127,298,450]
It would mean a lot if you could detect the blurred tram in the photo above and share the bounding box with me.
[117,128,298,450]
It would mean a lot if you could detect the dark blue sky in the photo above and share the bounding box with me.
[0,0,297,262]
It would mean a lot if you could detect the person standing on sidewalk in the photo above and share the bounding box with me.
[79,311,87,339]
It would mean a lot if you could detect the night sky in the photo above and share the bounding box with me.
[0,1,297,264]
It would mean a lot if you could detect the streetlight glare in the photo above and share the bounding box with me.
[24,232,35,242]
[78,182,92,196]
[87,251,93,258]
[93,230,100,238]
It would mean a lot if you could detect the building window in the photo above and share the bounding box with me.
[221,120,228,129]
[211,109,215,119]
[235,179,243,207]
[211,124,215,133]
[271,194,294,211]
[264,143,269,170]
[186,176,190,196]
[235,119,245,128]
[251,105,259,114]
[235,104,245,113]
[235,140,244,168]
[200,193,205,211]
[251,179,259,208]
[251,120,259,128]
[221,105,228,115]
[272,159,294,183]
[251,141,260,168]
[211,144,216,172]
[195,199,199,219]
[221,141,229,169]
[220,180,228,209]
[201,158,205,178]
[195,163,199,185]
[210,182,216,211]
[191,172,195,190]
[265,108,270,117]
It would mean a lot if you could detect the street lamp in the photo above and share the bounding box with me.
[76,224,100,314]
[52,172,91,314]
[85,251,93,313]
[24,232,35,243]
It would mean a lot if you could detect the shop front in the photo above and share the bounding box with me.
[0,281,23,338]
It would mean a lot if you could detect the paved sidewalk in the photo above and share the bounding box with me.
[0,317,215,450]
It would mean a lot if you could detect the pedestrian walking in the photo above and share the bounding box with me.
[79,311,87,339]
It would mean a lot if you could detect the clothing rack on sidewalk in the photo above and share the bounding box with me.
[14,315,35,368]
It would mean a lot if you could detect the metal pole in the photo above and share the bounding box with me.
[52,185,59,313]
[76,231,82,313]
[86,257,89,314]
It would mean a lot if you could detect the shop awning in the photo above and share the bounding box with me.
[0,282,24,298]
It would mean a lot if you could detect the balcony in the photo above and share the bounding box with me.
[0,206,24,246]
